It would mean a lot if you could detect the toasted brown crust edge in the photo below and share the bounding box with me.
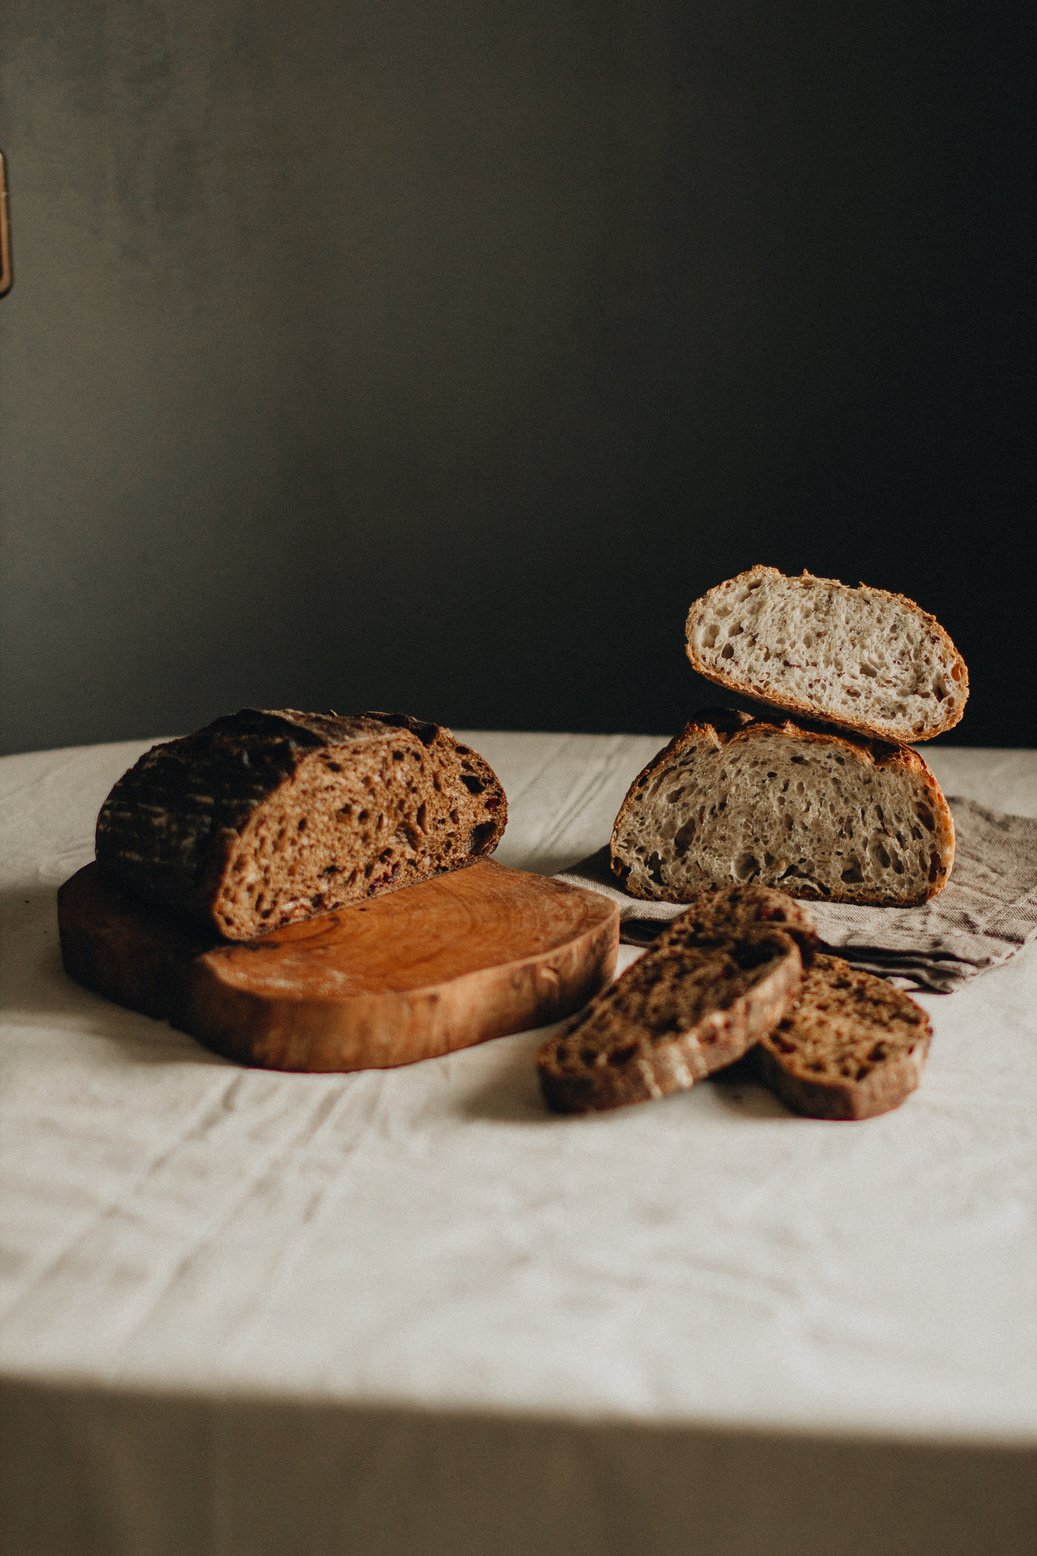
[608,709,956,906]
[684,566,969,742]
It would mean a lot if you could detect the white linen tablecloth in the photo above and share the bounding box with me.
[1,733,1035,1556]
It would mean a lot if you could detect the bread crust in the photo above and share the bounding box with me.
[609,709,955,906]
[95,709,507,939]
[685,566,969,742]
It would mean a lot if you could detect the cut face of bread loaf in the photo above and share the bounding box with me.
[610,709,955,906]
[536,895,804,1114]
[685,566,968,742]
[95,709,507,940]
[756,953,932,1119]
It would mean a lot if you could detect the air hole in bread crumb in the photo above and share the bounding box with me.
[607,1043,638,1067]
[869,841,892,871]
[470,822,497,852]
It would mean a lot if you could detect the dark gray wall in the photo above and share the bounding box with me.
[1,2,1032,752]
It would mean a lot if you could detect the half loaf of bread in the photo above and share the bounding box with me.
[536,887,805,1114]
[610,709,955,906]
[685,566,968,742]
[756,953,932,1119]
[95,709,507,940]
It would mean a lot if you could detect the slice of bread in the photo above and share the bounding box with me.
[653,881,820,957]
[685,566,968,742]
[755,952,932,1119]
[609,709,955,906]
[95,709,507,940]
[536,893,804,1114]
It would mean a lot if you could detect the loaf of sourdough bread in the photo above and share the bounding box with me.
[685,566,968,742]
[536,887,805,1114]
[95,709,507,940]
[609,709,954,906]
[756,952,932,1119]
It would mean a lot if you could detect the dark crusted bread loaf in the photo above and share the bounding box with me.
[685,566,969,742]
[536,890,804,1114]
[610,709,955,907]
[95,709,507,940]
[756,953,932,1119]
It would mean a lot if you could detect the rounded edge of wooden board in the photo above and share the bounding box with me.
[184,861,620,1070]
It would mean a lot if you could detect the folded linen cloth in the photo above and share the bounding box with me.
[555,797,1037,993]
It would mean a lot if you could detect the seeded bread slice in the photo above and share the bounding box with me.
[756,953,932,1119]
[685,566,969,742]
[536,900,803,1114]
[95,709,507,940]
[610,709,955,907]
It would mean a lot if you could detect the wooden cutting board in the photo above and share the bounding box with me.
[58,860,619,1072]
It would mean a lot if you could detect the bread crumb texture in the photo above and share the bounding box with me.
[758,953,932,1119]
[610,711,954,906]
[686,566,968,742]
[537,891,804,1114]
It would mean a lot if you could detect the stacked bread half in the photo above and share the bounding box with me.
[612,567,966,908]
[537,567,967,1120]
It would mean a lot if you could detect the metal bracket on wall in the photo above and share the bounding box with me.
[0,151,12,297]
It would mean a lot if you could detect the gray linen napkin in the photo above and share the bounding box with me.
[555,797,1037,993]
